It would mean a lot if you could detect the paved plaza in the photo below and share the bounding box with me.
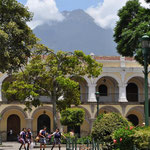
[0,142,67,150]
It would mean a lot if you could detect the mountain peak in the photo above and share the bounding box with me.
[62,9,84,15]
[62,9,94,23]
[34,9,117,56]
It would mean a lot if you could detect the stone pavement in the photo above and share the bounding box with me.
[0,142,67,150]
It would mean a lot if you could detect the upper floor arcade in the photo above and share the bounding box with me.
[0,56,150,104]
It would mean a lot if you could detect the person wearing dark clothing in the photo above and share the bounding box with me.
[39,126,47,150]
[26,128,33,150]
[19,128,27,150]
[50,128,66,150]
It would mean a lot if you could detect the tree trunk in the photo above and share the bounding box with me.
[53,100,57,131]
[52,84,57,131]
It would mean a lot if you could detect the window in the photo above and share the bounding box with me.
[126,83,138,102]
[99,84,107,96]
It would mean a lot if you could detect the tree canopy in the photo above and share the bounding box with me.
[3,49,102,129]
[114,0,150,65]
[0,0,37,73]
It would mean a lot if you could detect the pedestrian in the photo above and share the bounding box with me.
[19,128,27,150]
[39,126,47,150]
[26,128,33,150]
[50,128,66,150]
[69,129,74,137]
[7,128,13,140]
[8,128,13,135]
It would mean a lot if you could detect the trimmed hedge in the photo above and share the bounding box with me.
[60,107,85,128]
[91,113,131,149]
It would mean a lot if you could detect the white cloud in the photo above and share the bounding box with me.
[86,0,150,29]
[26,0,64,29]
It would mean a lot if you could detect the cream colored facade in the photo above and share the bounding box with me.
[0,56,149,141]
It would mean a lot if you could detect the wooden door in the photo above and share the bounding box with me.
[7,114,20,141]
[37,114,50,134]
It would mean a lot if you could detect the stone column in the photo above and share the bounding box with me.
[88,84,97,102]
[89,118,95,132]
[0,82,2,101]
[119,84,128,102]
[25,118,33,130]
[0,117,6,141]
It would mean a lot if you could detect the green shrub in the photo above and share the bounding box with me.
[112,126,135,150]
[60,108,85,129]
[133,127,150,149]
[61,133,74,144]
[77,136,91,144]
[61,133,91,144]
[91,113,131,149]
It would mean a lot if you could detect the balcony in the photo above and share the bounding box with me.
[98,93,119,102]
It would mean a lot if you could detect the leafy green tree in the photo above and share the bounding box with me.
[114,0,150,65]
[60,108,85,130]
[3,49,102,130]
[0,0,37,73]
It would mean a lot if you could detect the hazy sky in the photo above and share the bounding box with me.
[18,0,102,11]
[17,0,149,29]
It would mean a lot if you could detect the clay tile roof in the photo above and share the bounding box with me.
[94,56,120,60]
[94,56,135,61]
[125,57,135,61]
[38,55,135,61]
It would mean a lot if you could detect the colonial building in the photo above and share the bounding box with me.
[0,55,149,141]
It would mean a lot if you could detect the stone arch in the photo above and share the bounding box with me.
[125,74,146,85]
[1,106,28,119]
[125,106,144,126]
[126,77,144,91]
[94,106,121,118]
[69,75,89,84]
[96,76,120,102]
[95,73,122,86]
[0,74,8,83]
[70,76,88,103]
[0,106,27,141]
[31,106,54,134]
[0,75,17,102]
[0,74,8,101]
[31,106,53,118]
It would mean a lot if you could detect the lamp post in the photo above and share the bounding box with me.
[95,92,100,117]
[141,35,150,126]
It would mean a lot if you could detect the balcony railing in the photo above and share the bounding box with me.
[98,93,119,102]
[2,92,150,103]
